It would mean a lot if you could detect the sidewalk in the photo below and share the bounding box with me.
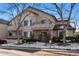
[0,46,79,56]
[1,41,79,50]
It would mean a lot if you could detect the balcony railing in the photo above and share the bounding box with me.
[23,22,55,30]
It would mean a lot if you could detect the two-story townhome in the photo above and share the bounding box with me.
[7,7,76,42]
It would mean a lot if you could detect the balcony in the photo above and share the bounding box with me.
[23,22,55,30]
[24,26,32,31]
[31,24,55,30]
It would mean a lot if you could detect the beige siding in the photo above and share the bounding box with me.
[0,24,8,39]
[53,31,58,37]
[66,30,74,37]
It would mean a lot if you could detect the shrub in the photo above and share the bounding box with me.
[75,35,79,42]
[66,36,75,40]
[66,36,75,42]
[22,37,41,43]
[52,37,63,43]
[52,36,75,43]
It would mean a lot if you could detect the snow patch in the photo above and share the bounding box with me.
[1,41,79,50]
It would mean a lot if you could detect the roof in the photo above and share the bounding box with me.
[56,20,69,22]
[0,19,9,24]
[53,24,76,30]
[9,6,57,23]
[27,7,57,21]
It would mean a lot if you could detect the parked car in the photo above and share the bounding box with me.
[0,39,7,44]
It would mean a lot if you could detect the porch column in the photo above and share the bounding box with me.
[27,31,30,38]
[58,30,59,37]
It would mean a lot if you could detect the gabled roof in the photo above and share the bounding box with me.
[53,24,76,30]
[9,6,57,23]
[0,19,9,24]
[27,7,57,20]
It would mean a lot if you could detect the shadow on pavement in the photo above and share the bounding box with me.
[0,47,42,53]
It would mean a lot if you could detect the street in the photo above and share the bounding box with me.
[0,49,62,56]
[0,48,79,56]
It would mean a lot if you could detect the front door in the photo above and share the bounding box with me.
[59,31,64,39]
[40,32,49,42]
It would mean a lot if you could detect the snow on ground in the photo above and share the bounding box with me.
[1,40,79,50]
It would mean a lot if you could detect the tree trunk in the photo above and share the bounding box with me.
[17,30,20,44]
[63,27,66,45]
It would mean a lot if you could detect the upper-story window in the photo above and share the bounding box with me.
[24,20,28,26]
[24,20,32,26]
[41,19,47,24]
[41,20,45,24]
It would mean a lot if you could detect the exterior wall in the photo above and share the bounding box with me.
[74,31,79,36]
[0,23,8,39]
[53,30,58,37]
[7,31,17,38]
[8,31,22,39]
[50,30,53,39]
[33,30,50,42]
[53,30,74,37]
[66,30,74,37]
[33,31,40,40]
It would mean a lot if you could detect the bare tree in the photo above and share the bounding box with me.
[0,3,31,44]
[33,3,76,44]
[34,3,76,44]
[52,3,76,45]
[0,3,76,45]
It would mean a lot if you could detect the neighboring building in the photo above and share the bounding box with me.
[0,19,8,39]
[53,20,76,38]
[74,30,79,36]
[6,7,76,42]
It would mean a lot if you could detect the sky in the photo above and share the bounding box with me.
[0,3,79,29]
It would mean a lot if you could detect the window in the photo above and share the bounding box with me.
[9,32,12,36]
[24,31,32,38]
[59,31,63,38]
[24,20,28,26]
[24,32,28,38]
[41,32,48,37]
[24,20,32,26]
[41,20,46,24]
